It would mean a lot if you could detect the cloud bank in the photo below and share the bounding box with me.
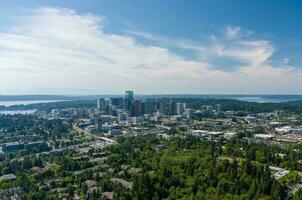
[0,7,301,94]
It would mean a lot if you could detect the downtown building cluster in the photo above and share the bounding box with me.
[96,91,190,122]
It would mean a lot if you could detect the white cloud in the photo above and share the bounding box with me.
[0,7,301,94]
[126,30,206,52]
[211,40,274,67]
[225,26,241,39]
[283,58,290,65]
[225,25,253,40]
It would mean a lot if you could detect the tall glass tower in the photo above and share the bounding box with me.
[124,90,134,111]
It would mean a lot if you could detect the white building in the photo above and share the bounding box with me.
[185,109,196,119]
[176,103,186,115]
[254,134,275,139]
[224,132,238,139]
[275,126,293,134]
[117,112,128,124]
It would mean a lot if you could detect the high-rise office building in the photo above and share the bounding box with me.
[169,101,177,115]
[96,98,106,111]
[158,100,168,115]
[185,108,196,119]
[142,100,156,115]
[124,90,134,111]
[110,97,124,109]
[131,100,142,117]
[176,103,185,115]
[215,104,222,114]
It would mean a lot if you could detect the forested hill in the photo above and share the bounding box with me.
[156,98,302,114]
[1,94,302,102]
[0,100,97,112]
[181,98,302,114]
[1,97,302,114]
[0,95,72,101]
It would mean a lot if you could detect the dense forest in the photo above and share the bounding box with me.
[1,134,302,199]
[104,136,301,199]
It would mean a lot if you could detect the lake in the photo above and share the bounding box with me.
[0,100,64,107]
[0,100,64,115]
[0,110,37,115]
[234,96,302,103]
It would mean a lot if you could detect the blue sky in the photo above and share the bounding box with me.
[0,0,302,94]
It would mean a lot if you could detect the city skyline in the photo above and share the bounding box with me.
[1,1,302,94]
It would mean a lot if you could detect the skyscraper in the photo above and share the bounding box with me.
[176,103,186,115]
[215,104,222,114]
[131,100,142,117]
[124,90,134,111]
[110,97,124,109]
[169,101,177,115]
[158,100,168,115]
[142,100,156,115]
[96,98,106,111]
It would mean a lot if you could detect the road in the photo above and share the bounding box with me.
[72,124,117,144]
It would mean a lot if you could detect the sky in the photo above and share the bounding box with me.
[0,0,302,95]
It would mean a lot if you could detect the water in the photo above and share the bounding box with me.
[142,94,302,103]
[0,110,36,115]
[234,96,301,103]
[0,100,63,115]
[0,100,63,107]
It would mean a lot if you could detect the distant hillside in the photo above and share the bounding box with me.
[0,95,123,101]
[0,95,74,101]
[1,94,302,102]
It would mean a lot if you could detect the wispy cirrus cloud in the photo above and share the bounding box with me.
[128,26,271,67]
[224,25,253,39]
[126,29,206,52]
[128,25,299,74]
[0,7,301,94]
